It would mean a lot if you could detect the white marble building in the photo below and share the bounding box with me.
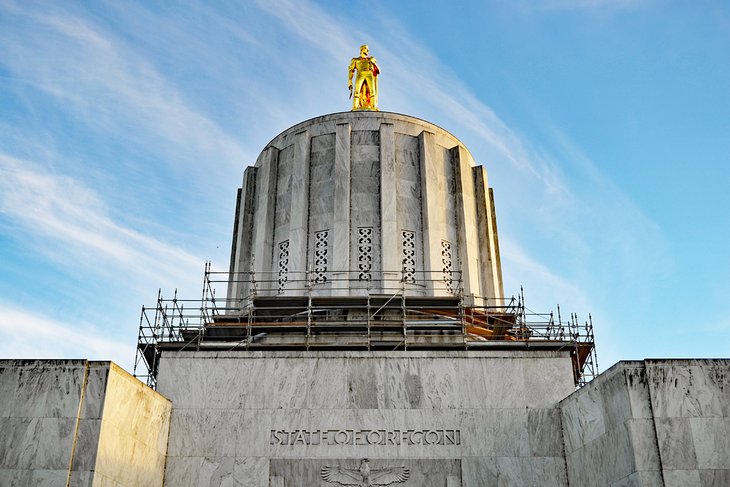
[1,111,728,486]
[2,357,728,485]
[227,112,503,305]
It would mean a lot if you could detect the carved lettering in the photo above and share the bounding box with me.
[292,430,307,445]
[443,429,456,445]
[269,428,461,446]
[270,430,283,445]
[425,430,441,445]
[367,429,383,445]
[385,430,399,445]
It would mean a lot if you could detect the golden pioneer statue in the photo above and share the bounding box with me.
[348,45,380,111]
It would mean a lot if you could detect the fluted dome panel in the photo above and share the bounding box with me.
[228,112,503,304]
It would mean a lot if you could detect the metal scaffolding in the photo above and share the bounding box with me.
[134,263,598,389]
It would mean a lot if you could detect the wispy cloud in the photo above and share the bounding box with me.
[0,3,252,176]
[254,0,568,194]
[0,1,678,371]
[501,237,592,310]
[0,303,133,370]
[253,2,675,372]
[0,153,203,289]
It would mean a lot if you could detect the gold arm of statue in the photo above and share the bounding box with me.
[348,60,355,99]
[348,44,379,111]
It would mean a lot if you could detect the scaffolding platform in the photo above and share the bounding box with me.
[134,265,598,389]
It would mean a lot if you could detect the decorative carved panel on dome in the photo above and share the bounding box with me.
[441,239,454,293]
[277,240,289,293]
[313,230,329,284]
[357,227,373,281]
[402,230,417,284]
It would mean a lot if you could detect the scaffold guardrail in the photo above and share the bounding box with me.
[134,263,598,389]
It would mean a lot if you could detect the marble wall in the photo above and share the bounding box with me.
[157,350,575,486]
[0,359,170,486]
[4,357,727,486]
[561,359,730,487]
[0,360,100,485]
[227,111,503,302]
[93,363,172,486]
[646,360,730,486]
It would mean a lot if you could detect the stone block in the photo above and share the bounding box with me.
[67,470,94,487]
[613,470,664,487]
[699,469,730,486]
[168,409,243,457]
[481,358,527,409]
[524,457,568,487]
[564,421,636,486]
[626,419,660,472]
[624,364,654,419]
[561,382,607,453]
[461,457,498,486]
[494,457,526,486]
[599,367,633,429]
[654,417,697,470]
[0,417,76,470]
[663,469,701,487]
[71,418,102,471]
[646,362,727,419]
[351,145,379,163]
[0,361,85,419]
[352,129,379,145]
[27,469,72,486]
[309,149,334,168]
[492,409,529,457]
[159,352,576,485]
[690,417,730,469]
[523,357,575,407]
[0,469,31,486]
[80,363,111,420]
[528,408,564,457]
[162,457,204,487]
[311,133,335,151]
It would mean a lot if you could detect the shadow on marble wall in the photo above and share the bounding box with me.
[0,359,171,486]
[560,359,730,487]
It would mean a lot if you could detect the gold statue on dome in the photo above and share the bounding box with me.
[348,45,380,111]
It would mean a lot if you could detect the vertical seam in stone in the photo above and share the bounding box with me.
[472,166,492,300]
[379,123,397,292]
[259,147,279,292]
[66,360,90,487]
[242,168,257,299]
[334,123,351,291]
[488,188,504,298]
[559,398,574,486]
[269,149,280,290]
[642,361,667,486]
[418,131,435,293]
[289,130,311,287]
[453,145,480,298]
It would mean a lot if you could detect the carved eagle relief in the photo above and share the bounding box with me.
[321,458,410,486]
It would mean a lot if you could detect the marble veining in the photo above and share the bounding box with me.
[228,112,503,300]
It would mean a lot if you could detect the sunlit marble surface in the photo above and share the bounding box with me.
[158,350,574,486]
[0,360,170,487]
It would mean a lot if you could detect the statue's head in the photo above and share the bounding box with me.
[359,44,369,57]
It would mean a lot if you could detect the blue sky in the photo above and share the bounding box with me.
[1,0,728,373]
